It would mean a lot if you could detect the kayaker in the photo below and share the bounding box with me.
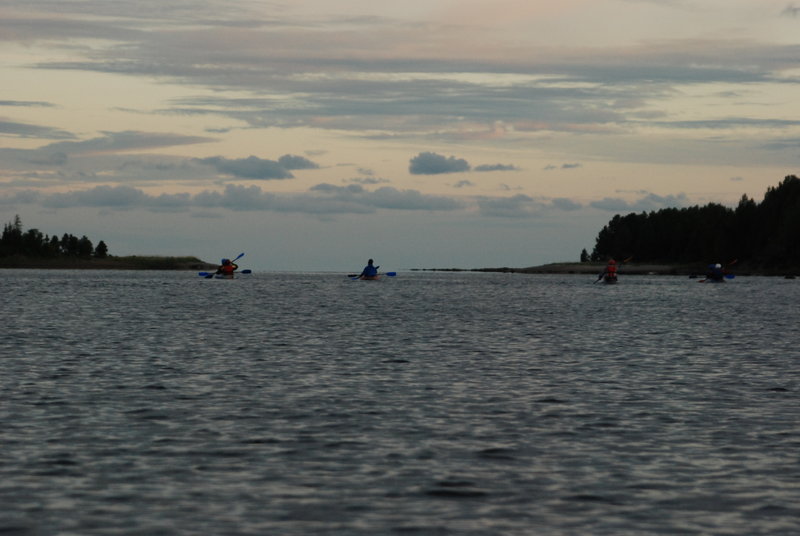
[706,263,724,282]
[215,258,238,278]
[597,258,618,283]
[359,259,379,280]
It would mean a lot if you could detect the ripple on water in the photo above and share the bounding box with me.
[0,271,799,535]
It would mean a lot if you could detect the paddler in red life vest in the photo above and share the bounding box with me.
[215,258,238,278]
[599,258,618,282]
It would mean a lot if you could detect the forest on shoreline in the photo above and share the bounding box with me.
[422,175,800,276]
[586,175,800,272]
[0,215,214,270]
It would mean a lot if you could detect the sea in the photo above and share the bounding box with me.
[1,270,798,535]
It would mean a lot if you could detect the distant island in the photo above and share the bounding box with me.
[0,215,215,270]
[417,175,800,278]
[0,254,216,271]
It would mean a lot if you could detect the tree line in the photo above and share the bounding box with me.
[1,215,108,259]
[587,175,800,268]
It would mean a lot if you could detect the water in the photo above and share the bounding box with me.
[1,270,798,535]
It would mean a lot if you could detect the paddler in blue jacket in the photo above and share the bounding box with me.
[706,263,724,282]
[359,259,379,280]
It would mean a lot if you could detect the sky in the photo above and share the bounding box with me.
[2,0,799,271]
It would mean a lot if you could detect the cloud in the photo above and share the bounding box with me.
[0,120,75,140]
[0,132,217,182]
[195,156,294,180]
[473,163,518,172]
[194,184,277,211]
[43,185,150,208]
[368,186,464,211]
[6,4,800,152]
[477,194,544,218]
[782,4,800,17]
[655,118,800,130]
[453,180,475,188]
[477,194,585,217]
[348,177,391,185]
[310,183,464,211]
[0,100,55,108]
[6,182,463,215]
[409,152,470,175]
[408,154,516,175]
[590,192,690,212]
[277,154,320,170]
[28,152,68,166]
[43,131,215,155]
[551,197,583,211]
[760,138,800,151]
[544,163,582,171]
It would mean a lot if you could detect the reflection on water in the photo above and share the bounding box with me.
[1,270,799,534]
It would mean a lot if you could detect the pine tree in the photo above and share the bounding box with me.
[94,240,109,258]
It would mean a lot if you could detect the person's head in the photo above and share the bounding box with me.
[715,263,721,269]
[608,259,616,265]
[221,258,230,265]
[367,259,374,265]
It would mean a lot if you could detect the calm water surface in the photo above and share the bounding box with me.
[1,270,798,535]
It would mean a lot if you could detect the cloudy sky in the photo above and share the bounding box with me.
[2,0,799,271]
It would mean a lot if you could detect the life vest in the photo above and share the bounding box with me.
[221,263,237,275]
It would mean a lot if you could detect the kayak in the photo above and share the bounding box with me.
[700,274,734,283]
[347,271,396,281]
[602,275,617,284]
[198,269,252,279]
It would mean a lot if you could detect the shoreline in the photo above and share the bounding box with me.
[412,262,800,277]
[0,255,217,271]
